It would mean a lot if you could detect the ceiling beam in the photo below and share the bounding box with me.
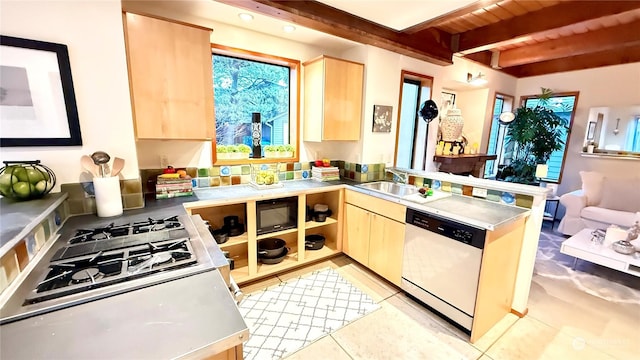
[456,1,640,53]
[498,20,640,68]
[501,44,640,78]
[403,0,503,34]
[216,0,454,65]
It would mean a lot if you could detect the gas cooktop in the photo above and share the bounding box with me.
[0,214,219,325]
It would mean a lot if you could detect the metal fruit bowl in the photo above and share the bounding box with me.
[0,160,56,201]
[612,240,635,255]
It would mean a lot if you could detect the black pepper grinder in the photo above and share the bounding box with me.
[251,112,262,158]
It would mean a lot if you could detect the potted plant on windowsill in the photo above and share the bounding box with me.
[264,145,277,158]
[282,144,294,158]
[276,145,287,158]
[237,144,251,158]
[501,89,568,184]
[216,145,229,160]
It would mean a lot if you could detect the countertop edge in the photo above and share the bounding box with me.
[0,193,68,258]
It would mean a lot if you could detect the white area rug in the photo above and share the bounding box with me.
[238,268,380,360]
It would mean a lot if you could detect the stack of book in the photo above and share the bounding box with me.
[155,174,193,199]
[311,166,340,181]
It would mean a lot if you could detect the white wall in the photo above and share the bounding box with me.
[0,0,139,190]
[515,62,640,197]
[455,88,490,150]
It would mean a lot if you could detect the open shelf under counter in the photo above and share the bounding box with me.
[229,258,250,283]
[305,217,337,229]
[256,227,298,240]
[255,253,300,276]
[218,232,248,249]
[303,246,341,262]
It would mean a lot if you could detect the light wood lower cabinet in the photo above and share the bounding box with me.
[368,213,405,285]
[343,191,406,286]
[186,189,343,285]
[343,204,370,265]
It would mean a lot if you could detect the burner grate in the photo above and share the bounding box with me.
[25,237,197,305]
[68,216,184,244]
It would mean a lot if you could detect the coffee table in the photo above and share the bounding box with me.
[560,228,640,277]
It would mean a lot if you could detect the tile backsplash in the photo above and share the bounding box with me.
[139,160,388,195]
[61,179,144,216]
[138,159,535,210]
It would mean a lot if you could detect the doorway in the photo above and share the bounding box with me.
[395,71,433,170]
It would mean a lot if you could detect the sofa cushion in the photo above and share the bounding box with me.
[581,207,639,228]
[580,171,604,206]
[598,177,640,213]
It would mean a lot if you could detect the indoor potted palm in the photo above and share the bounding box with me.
[502,90,568,184]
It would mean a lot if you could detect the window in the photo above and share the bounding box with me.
[626,116,640,152]
[521,93,578,183]
[211,45,299,163]
[485,93,514,178]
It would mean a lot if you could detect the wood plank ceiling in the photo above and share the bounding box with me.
[218,0,640,77]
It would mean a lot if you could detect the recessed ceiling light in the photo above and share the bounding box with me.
[238,13,254,22]
[283,25,296,33]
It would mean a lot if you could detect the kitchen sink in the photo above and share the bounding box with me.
[357,181,419,197]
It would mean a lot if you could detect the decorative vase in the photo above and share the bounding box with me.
[441,108,464,142]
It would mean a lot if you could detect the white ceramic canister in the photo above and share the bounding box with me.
[94,176,123,217]
[604,225,627,247]
[441,108,464,142]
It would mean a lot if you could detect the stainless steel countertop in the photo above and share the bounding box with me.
[0,270,248,359]
[190,179,529,230]
[0,192,68,257]
[0,202,247,359]
[347,186,530,230]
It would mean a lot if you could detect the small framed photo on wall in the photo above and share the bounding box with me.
[373,105,392,132]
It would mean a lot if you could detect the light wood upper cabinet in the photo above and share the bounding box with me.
[303,56,364,142]
[124,13,214,140]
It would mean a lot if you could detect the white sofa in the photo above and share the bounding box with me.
[558,171,640,235]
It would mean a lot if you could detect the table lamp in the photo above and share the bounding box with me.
[535,164,548,183]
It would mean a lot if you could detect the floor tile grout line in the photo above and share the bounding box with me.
[329,333,357,360]
[474,317,520,357]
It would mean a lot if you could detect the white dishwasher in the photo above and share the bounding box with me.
[401,208,486,332]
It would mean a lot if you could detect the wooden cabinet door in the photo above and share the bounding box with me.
[368,214,405,286]
[343,204,370,265]
[302,59,323,142]
[322,58,363,141]
[303,56,363,142]
[125,13,214,140]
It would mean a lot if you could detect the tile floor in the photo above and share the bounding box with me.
[240,240,639,360]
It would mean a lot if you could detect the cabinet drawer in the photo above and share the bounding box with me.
[345,190,405,223]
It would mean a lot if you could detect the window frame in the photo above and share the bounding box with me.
[518,91,580,184]
[484,92,514,178]
[210,44,300,165]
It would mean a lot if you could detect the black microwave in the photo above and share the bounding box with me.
[256,197,298,235]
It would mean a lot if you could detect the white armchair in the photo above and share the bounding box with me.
[558,171,640,235]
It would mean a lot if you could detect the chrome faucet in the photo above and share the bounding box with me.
[387,169,408,184]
